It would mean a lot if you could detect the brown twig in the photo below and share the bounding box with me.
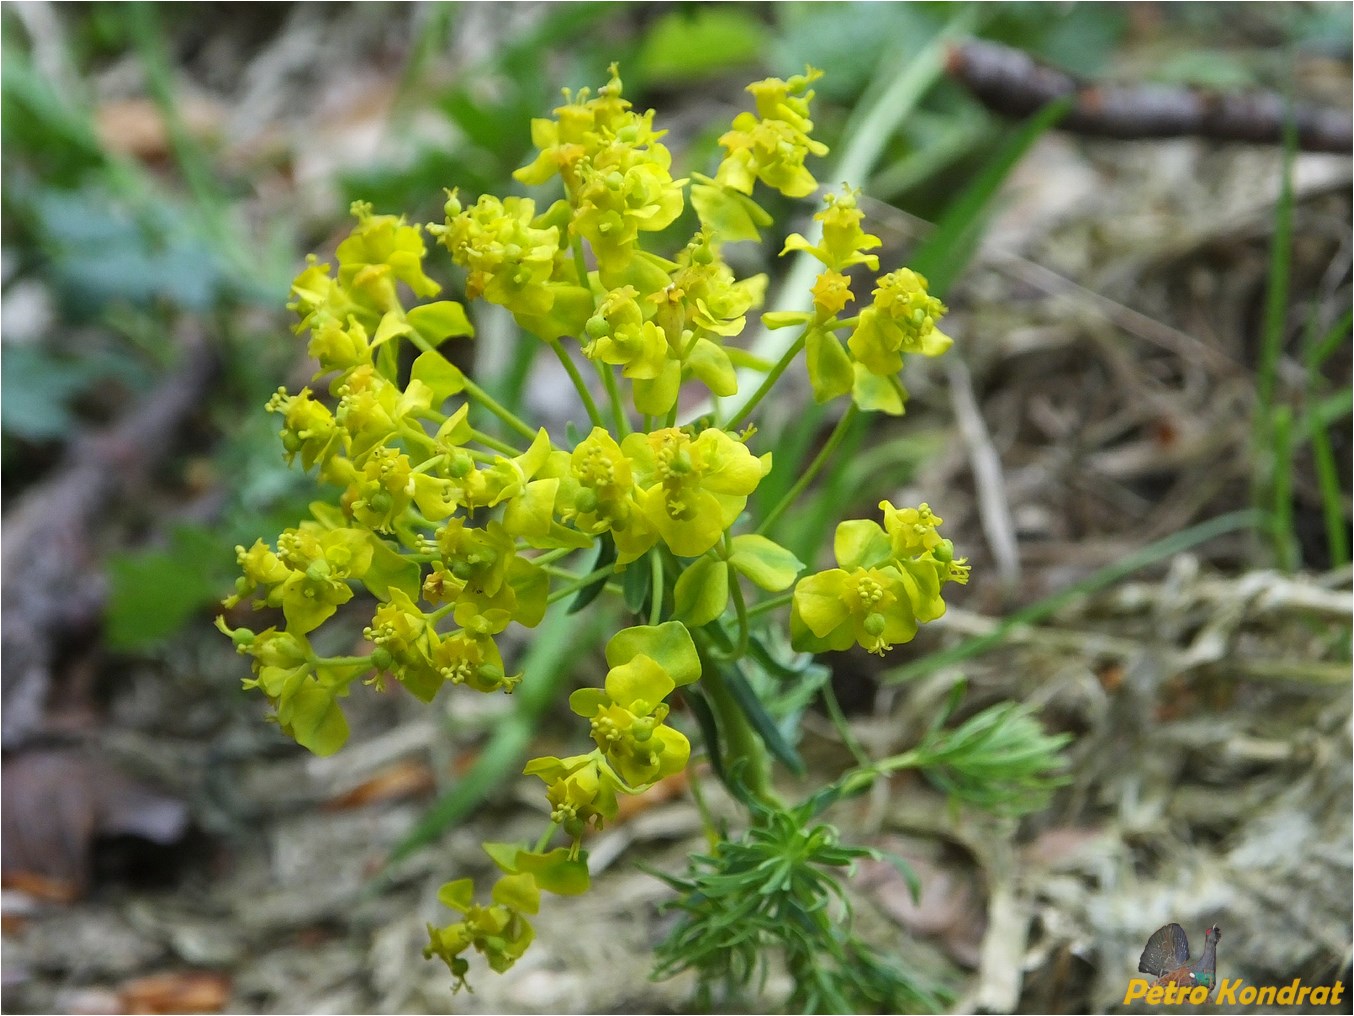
[947,39,1352,154]
[1,332,219,749]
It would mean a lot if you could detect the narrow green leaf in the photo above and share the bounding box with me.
[683,687,726,786]
[909,97,1073,297]
[722,662,805,776]
[623,550,653,614]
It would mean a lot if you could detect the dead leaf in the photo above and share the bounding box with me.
[118,970,231,1014]
[323,760,435,810]
[94,97,224,163]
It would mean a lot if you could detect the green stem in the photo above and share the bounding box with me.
[724,329,808,429]
[821,681,872,769]
[745,591,794,620]
[405,329,538,442]
[649,550,665,627]
[694,638,776,805]
[546,336,605,430]
[461,375,540,443]
[684,765,722,851]
[317,655,376,668]
[534,822,559,853]
[470,427,525,457]
[757,403,858,535]
[527,546,577,566]
[546,563,620,604]
[598,361,629,435]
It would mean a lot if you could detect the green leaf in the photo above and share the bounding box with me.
[730,534,804,592]
[804,327,853,404]
[361,534,422,601]
[410,348,466,403]
[690,182,769,244]
[850,365,905,415]
[481,841,523,873]
[635,6,766,81]
[686,338,737,397]
[437,878,476,912]
[674,556,729,626]
[514,848,591,896]
[106,525,231,649]
[407,300,474,343]
[833,519,892,571]
[722,661,806,776]
[623,550,653,615]
[746,634,811,680]
[605,620,701,686]
[284,680,349,756]
[491,872,541,914]
[682,687,725,786]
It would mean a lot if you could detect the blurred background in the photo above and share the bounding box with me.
[1,2,1350,1013]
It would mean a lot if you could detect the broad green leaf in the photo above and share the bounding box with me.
[285,681,349,756]
[398,664,443,704]
[361,535,422,600]
[805,327,853,403]
[690,182,769,244]
[687,338,737,396]
[730,534,804,591]
[410,348,466,402]
[516,848,591,896]
[674,556,729,626]
[407,300,474,342]
[437,879,476,912]
[481,841,523,873]
[833,519,892,570]
[851,364,905,415]
[106,525,229,649]
[605,620,701,686]
[491,872,541,914]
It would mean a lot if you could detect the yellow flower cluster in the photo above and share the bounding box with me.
[218,64,970,992]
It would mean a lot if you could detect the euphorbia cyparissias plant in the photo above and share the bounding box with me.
[218,65,967,992]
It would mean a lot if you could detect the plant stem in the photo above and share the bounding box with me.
[724,329,808,429]
[694,639,776,805]
[406,330,539,442]
[649,550,665,626]
[470,427,525,457]
[757,402,858,536]
[821,681,873,769]
[744,591,794,620]
[461,375,540,443]
[598,361,629,435]
[546,563,619,604]
[546,336,605,429]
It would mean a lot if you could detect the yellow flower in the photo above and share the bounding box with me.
[847,268,951,376]
[624,427,770,558]
[715,68,828,199]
